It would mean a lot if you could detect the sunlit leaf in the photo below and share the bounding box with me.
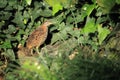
[80,4,95,21]
[45,0,63,15]
[97,24,110,45]
[25,0,32,5]
[52,4,63,15]
[23,19,27,24]
[82,4,95,16]
[81,17,97,35]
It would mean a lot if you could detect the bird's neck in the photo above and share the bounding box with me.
[41,25,48,32]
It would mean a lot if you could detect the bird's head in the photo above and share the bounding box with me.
[42,20,53,27]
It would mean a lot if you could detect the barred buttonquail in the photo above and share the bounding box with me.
[26,21,53,55]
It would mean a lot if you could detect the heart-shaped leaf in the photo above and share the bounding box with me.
[97,24,110,45]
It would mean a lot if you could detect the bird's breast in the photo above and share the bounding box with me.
[26,26,48,49]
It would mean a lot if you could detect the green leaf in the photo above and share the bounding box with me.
[52,4,63,15]
[68,29,81,38]
[12,12,25,28]
[0,0,7,8]
[6,49,15,60]
[92,0,96,3]
[81,17,97,35]
[97,0,115,13]
[8,25,16,34]
[82,4,95,17]
[51,32,68,44]
[66,16,74,23]
[116,0,120,4]
[21,60,57,80]
[45,0,63,15]
[8,0,17,6]
[97,24,110,45]
[51,26,71,44]
[25,0,32,5]
[76,15,84,22]
[31,9,41,21]
[60,0,70,8]
[0,21,5,28]
[58,22,66,31]
[39,9,52,17]
[0,40,12,48]
[0,12,12,20]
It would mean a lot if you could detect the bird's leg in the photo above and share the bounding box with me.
[35,47,46,64]
[30,49,33,56]
[35,47,40,54]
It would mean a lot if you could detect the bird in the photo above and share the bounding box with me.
[25,21,53,55]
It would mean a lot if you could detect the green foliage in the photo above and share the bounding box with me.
[82,4,95,16]
[116,0,120,4]
[45,0,77,15]
[5,60,57,80]
[97,0,116,14]
[0,0,53,50]
[97,24,110,45]
[0,40,12,48]
[25,0,32,5]
[81,17,96,35]
[61,51,120,80]
[45,0,63,15]
[0,0,120,79]
[97,0,120,15]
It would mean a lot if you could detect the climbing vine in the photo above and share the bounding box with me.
[0,0,120,79]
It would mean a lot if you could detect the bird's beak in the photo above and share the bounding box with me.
[47,19,58,24]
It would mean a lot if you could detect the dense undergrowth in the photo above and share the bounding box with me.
[0,0,120,80]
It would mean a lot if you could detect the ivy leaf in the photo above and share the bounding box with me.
[97,0,115,13]
[51,26,71,44]
[82,4,95,16]
[81,17,97,35]
[39,9,52,17]
[0,21,5,28]
[25,0,32,5]
[116,0,120,4]
[97,24,110,45]
[0,12,12,20]
[0,0,7,8]
[51,32,68,44]
[0,40,12,48]
[6,49,15,60]
[81,4,95,19]
[52,4,63,15]
[8,25,16,34]
[12,12,25,28]
[45,0,63,15]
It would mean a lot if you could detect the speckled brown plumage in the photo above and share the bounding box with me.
[26,21,52,54]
